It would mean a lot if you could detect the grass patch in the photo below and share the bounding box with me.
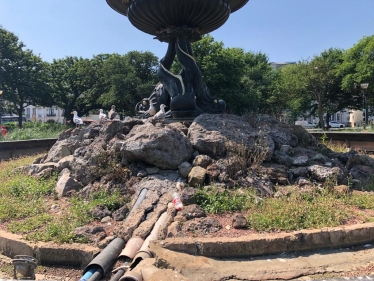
[195,186,256,214]
[0,154,129,244]
[196,185,374,232]
[0,122,69,141]
[247,192,349,231]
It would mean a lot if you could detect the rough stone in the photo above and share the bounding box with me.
[349,165,374,186]
[192,155,213,168]
[292,155,309,166]
[188,114,275,161]
[232,214,248,229]
[44,139,81,163]
[166,222,183,238]
[178,162,192,178]
[188,166,206,187]
[121,122,193,169]
[89,205,112,220]
[55,173,83,198]
[308,165,347,185]
[182,217,222,235]
[73,226,107,243]
[112,205,130,221]
[178,204,206,220]
[28,162,58,176]
[180,187,198,205]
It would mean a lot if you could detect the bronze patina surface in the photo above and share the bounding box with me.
[106,0,249,118]
[106,0,248,39]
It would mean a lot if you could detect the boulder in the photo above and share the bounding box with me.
[349,165,374,186]
[121,122,193,169]
[188,166,207,187]
[28,162,58,176]
[188,114,274,161]
[55,173,83,198]
[44,139,81,163]
[308,165,347,185]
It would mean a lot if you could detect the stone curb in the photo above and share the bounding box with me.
[151,222,374,258]
[2,223,374,269]
[0,230,99,268]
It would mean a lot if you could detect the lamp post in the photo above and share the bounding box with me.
[0,90,3,125]
[360,83,369,129]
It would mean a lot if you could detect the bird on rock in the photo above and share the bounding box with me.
[152,104,168,121]
[71,111,83,128]
[99,109,107,120]
[108,105,117,120]
[137,98,157,119]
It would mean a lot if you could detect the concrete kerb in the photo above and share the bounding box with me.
[1,223,374,269]
[150,222,374,258]
[0,230,99,269]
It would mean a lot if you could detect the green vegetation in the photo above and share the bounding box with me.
[0,155,129,244]
[195,185,374,232]
[0,121,69,141]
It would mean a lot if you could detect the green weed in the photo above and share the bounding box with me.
[0,122,69,141]
[0,154,130,244]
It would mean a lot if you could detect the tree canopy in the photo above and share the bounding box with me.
[0,27,52,127]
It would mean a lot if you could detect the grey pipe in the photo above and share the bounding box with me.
[109,189,148,281]
[131,189,148,213]
[82,237,125,281]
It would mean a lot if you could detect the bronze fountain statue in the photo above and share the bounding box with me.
[106,0,249,118]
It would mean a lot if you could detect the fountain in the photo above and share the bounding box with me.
[106,0,249,119]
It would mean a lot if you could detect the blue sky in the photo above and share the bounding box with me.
[0,0,373,63]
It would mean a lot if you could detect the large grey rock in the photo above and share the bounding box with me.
[349,165,374,186]
[188,114,274,161]
[261,163,289,185]
[255,115,300,148]
[44,139,81,163]
[57,155,74,171]
[121,122,193,169]
[28,162,58,175]
[55,173,83,198]
[308,165,347,185]
[346,154,374,170]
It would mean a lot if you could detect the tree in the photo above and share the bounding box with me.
[49,55,107,121]
[340,35,374,122]
[0,27,52,127]
[191,35,273,115]
[276,49,348,129]
[99,51,158,117]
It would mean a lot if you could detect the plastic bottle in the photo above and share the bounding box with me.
[172,192,183,211]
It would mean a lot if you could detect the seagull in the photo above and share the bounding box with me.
[99,109,107,120]
[71,111,83,128]
[137,98,157,119]
[108,105,117,120]
[152,104,168,121]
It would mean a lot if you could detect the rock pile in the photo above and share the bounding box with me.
[25,114,374,243]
